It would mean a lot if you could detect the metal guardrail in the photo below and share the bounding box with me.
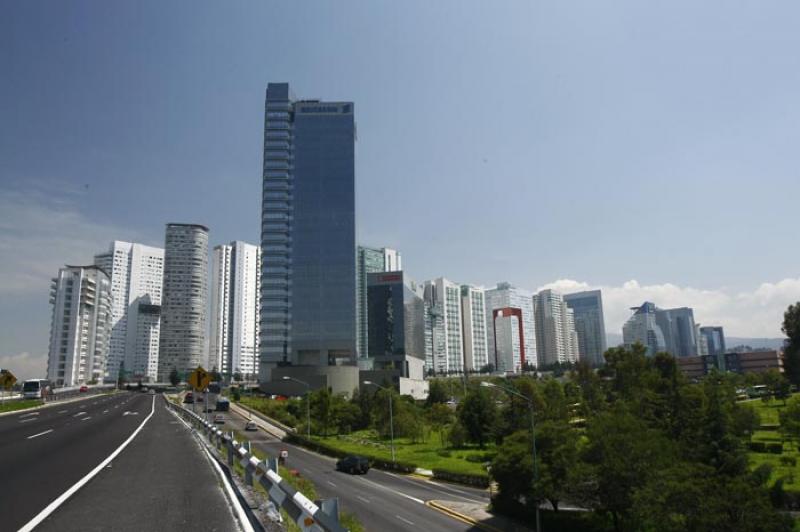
[166,399,347,532]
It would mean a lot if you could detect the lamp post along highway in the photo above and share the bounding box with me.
[283,376,311,440]
[482,380,540,532]
[363,381,395,463]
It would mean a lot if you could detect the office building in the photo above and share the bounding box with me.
[210,241,261,379]
[622,302,668,356]
[158,223,209,381]
[564,290,608,366]
[533,289,580,366]
[259,83,356,381]
[357,246,402,359]
[460,285,489,372]
[47,265,112,386]
[657,307,698,358]
[366,271,425,375]
[699,326,726,357]
[484,282,536,373]
[94,241,164,382]
[423,278,464,374]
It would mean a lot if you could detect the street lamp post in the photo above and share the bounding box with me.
[482,381,540,532]
[363,381,395,463]
[282,376,311,440]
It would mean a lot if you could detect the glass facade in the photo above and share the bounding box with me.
[366,271,425,362]
[564,290,608,367]
[259,83,356,377]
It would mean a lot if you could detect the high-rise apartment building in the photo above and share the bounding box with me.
[563,290,608,367]
[158,223,209,381]
[460,285,489,371]
[423,278,464,374]
[357,246,402,359]
[47,265,112,386]
[533,289,580,366]
[94,241,164,382]
[484,282,536,373]
[259,83,357,379]
[210,241,261,379]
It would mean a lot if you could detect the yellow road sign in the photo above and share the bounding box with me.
[0,369,17,389]
[188,366,211,391]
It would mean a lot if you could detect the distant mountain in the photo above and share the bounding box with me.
[604,333,786,351]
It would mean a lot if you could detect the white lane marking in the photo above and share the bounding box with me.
[396,515,415,526]
[58,410,68,414]
[19,418,37,423]
[27,429,54,440]
[327,480,337,487]
[73,412,87,418]
[359,476,425,505]
[18,395,156,532]
[81,416,92,421]
[357,495,370,503]
[18,412,40,419]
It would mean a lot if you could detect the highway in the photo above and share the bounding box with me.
[0,392,244,532]
[224,405,490,531]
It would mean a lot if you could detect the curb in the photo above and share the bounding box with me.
[425,501,504,532]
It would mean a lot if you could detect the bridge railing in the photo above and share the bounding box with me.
[166,398,347,532]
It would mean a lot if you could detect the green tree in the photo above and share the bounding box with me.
[582,408,675,531]
[333,400,360,434]
[570,360,606,415]
[778,398,800,449]
[425,379,448,406]
[782,303,800,386]
[458,387,497,448]
[349,388,375,431]
[168,367,180,387]
[533,420,580,512]
[447,420,468,448]
[490,430,533,507]
[309,387,333,437]
[763,369,791,405]
[731,404,760,441]
[427,403,454,447]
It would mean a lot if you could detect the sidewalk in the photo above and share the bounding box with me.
[429,500,534,532]
[36,398,246,532]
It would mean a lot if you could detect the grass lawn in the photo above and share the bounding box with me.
[744,396,800,491]
[315,430,493,476]
[0,399,42,413]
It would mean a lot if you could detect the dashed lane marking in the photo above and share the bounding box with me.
[81,416,91,421]
[27,429,54,440]
[396,515,415,526]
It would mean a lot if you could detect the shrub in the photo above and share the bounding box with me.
[767,442,784,454]
[749,441,767,453]
[436,449,452,458]
[448,422,468,449]
[432,468,491,488]
[285,433,418,473]
[780,455,797,467]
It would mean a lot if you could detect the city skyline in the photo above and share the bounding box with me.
[3,1,800,380]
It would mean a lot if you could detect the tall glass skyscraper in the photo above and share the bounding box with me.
[356,246,401,359]
[564,290,608,367]
[259,83,357,381]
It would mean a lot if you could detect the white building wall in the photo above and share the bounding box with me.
[484,283,536,373]
[210,242,260,379]
[461,285,489,371]
[534,289,579,366]
[47,266,113,387]
[94,241,164,382]
[423,278,464,374]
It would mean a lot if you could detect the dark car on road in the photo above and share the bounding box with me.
[336,456,370,475]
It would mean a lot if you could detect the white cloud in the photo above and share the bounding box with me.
[0,352,46,382]
[538,278,800,338]
[0,186,145,295]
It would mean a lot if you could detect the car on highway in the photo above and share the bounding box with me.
[245,420,258,431]
[183,392,194,403]
[213,414,225,424]
[148,388,156,395]
[79,385,89,393]
[336,455,370,475]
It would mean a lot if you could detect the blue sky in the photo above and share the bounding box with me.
[2,1,799,379]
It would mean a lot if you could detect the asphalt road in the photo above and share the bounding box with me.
[0,392,242,532]
[224,407,490,531]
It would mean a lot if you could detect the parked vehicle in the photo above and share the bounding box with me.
[336,456,370,475]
